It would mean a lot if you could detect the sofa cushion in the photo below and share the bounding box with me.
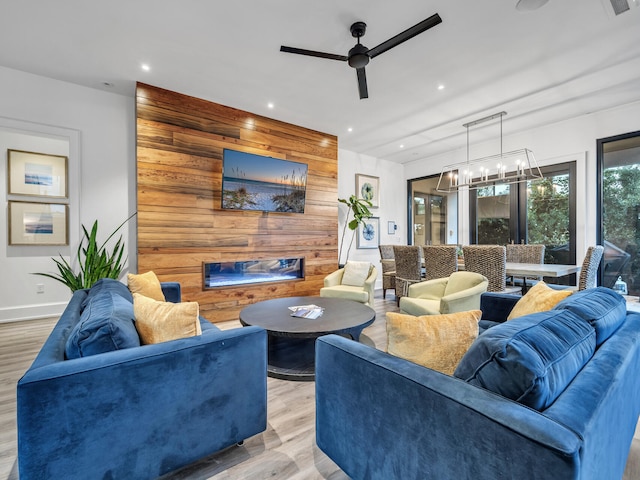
[507,281,573,320]
[320,285,370,304]
[386,310,482,375]
[553,287,626,347]
[127,271,166,301]
[133,293,202,344]
[341,261,371,287]
[66,291,141,359]
[81,278,132,309]
[454,309,596,410]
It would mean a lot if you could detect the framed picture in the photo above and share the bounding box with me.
[357,217,379,249]
[8,201,68,245]
[355,173,379,208]
[7,149,68,198]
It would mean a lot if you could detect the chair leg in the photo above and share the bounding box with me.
[383,288,387,299]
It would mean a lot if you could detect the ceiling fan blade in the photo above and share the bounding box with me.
[280,46,348,62]
[356,67,368,99]
[367,13,442,59]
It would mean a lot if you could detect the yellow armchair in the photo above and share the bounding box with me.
[399,271,488,316]
[320,262,377,308]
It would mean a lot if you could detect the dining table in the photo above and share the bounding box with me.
[505,262,581,294]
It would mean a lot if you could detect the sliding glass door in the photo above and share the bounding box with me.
[407,175,458,246]
[598,130,640,293]
[470,162,576,279]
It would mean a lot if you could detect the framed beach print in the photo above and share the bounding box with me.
[8,201,68,245]
[357,217,379,249]
[8,149,68,198]
[355,174,379,208]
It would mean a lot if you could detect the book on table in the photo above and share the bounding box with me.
[288,304,324,319]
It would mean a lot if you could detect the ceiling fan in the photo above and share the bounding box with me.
[280,13,442,99]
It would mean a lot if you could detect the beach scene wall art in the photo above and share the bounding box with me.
[221,149,308,213]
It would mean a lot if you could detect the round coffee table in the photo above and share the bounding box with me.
[239,296,376,381]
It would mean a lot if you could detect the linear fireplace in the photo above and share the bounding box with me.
[203,258,304,289]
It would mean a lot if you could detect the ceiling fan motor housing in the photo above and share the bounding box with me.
[348,43,370,68]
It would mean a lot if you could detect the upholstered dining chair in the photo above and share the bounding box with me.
[392,245,422,305]
[506,244,546,285]
[462,245,511,293]
[422,245,458,281]
[379,245,396,299]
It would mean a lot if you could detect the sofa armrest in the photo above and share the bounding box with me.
[315,335,582,480]
[480,291,521,323]
[17,326,267,480]
[324,268,345,287]
[161,281,181,303]
[407,277,448,299]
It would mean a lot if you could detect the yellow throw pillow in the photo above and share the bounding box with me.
[386,310,482,375]
[128,271,166,301]
[133,293,202,344]
[507,281,573,321]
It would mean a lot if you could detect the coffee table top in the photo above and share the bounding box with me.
[239,296,375,338]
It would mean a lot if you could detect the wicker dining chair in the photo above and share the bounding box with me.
[462,245,507,293]
[578,245,605,290]
[392,245,422,305]
[422,245,458,281]
[506,244,546,285]
[379,245,396,299]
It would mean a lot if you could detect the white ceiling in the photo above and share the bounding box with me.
[2,0,640,164]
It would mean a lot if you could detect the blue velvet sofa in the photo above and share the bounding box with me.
[315,288,640,479]
[17,279,267,480]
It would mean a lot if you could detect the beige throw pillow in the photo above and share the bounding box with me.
[128,271,166,301]
[507,281,573,321]
[386,310,482,375]
[342,261,371,287]
[133,293,202,344]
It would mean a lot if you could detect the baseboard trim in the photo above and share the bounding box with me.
[0,302,67,323]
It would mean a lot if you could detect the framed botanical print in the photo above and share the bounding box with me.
[7,149,68,198]
[355,173,379,208]
[8,201,68,245]
[357,216,379,249]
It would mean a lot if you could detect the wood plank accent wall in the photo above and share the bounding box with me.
[136,83,338,323]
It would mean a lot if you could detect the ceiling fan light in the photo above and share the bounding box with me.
[516,0,550,11]
[348,44,370,68]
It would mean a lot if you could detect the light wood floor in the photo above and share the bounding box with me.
[0,292,399,480]
[2,294,639,480]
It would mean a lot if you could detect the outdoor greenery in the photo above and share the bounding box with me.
[602,166,640,244]
[33,214,135,292]
[338,195,373,265]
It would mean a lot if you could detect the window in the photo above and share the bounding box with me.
[470,162,576,281]
[598,130,640,293]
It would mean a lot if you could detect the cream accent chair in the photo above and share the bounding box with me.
[399,271,488,316]
[320,261,377,308]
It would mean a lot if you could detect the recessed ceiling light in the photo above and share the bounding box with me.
[347,127,353,132]
[438,84,445,90]
[267,102,275,109]
[400,144,405,149]
[141,64,151,72]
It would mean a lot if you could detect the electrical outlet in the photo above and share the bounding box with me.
[36,283,45,294]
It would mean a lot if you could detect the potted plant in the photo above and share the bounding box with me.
[338,195,373,266]
[33,214,135,292]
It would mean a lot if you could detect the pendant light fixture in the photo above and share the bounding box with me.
[436,111,543,193]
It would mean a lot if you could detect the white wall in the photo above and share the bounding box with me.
[337,149,407,288]
[403,101,640,260]
[0,67,135,322]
